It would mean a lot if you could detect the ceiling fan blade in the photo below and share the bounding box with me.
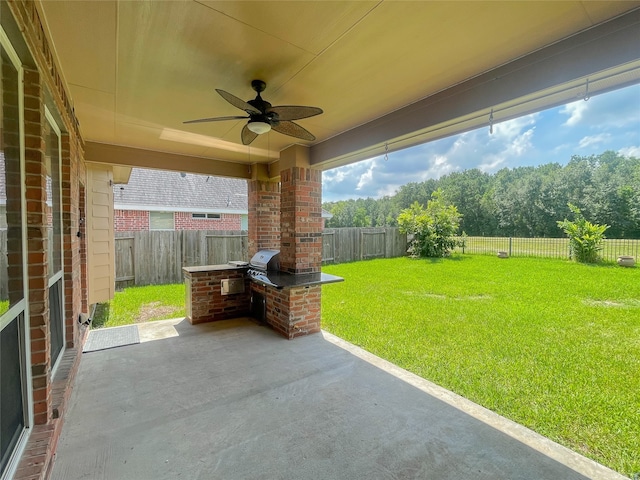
[241,124,259,145]
[183,115,248,124]
[267,106,323,121]
[216,89,261,115]
[271,120,316,141]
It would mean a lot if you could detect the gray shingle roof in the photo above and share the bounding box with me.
[113,168,247,213]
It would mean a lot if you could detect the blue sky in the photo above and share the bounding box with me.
[322,83,640,203]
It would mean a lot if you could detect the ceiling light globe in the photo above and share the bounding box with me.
[247,121,271,135]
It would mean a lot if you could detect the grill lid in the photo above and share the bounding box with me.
[249,249,280,271]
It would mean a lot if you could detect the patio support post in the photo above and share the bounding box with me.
[247,168,280,258]
[252,145,323,339]
[279,145,323,274]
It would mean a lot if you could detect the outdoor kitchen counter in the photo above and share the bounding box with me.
[251,271,343,289]
[183,264,249,325]
[182,264,248,274]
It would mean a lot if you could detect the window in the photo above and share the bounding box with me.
[192,213,221,220]
[1,31,29,480]
[44,114,62,279]
[150,211,174,230]
[45,108,65,370]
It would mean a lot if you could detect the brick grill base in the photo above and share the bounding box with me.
[184,269,250,324]
[184,266,322,339]
[251,283,321,339]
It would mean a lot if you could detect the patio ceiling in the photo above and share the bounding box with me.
[37,1,640,179]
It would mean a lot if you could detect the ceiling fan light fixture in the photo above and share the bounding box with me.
[247,121,271,135]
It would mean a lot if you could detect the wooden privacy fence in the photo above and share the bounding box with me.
[115,231,248,287]
[454,236,640,262]
[114,228,409,287]
[322,228,408,264]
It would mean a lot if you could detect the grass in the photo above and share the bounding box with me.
[322,255,640,478]
[92,284,186,328]
[0,299,8,317]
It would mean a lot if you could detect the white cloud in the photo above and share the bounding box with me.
[560,84,640,129]
[560,101,587,127]
[578,133,611,149]
[619,146,640,158]
[356,162,374,191]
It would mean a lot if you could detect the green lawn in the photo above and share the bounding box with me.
[322,256,640,477]
[93,284,186,328]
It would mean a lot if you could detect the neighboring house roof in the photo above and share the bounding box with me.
[322,209,332,219]
[114,168,248,214]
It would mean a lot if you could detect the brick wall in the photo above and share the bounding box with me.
[251,283,322,339]
[114,210,243,231]
[23,66,52,426]
[280,167,323,274]
[61,132,85,349]
[248,179,280,257]
[114,210,149,231]
[7,1,90,477]
[174,212,241,230]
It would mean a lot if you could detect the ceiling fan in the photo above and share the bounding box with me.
[184,80,323,145]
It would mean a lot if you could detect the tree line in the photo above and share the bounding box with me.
[323,151,640,239]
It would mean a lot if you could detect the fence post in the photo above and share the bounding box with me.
[509,237,512,257]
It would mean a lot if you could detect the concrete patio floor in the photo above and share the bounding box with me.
[51,318,624,480]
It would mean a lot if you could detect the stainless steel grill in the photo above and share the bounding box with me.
[247,249,281,287]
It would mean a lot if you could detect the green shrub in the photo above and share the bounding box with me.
[398,190,463,257]
[557,203,609,263]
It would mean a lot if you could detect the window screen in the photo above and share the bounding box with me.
[1,315,24,476]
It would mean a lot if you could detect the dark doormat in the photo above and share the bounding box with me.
[83,325,140,353]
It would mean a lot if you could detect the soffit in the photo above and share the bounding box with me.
[36,1,640,175]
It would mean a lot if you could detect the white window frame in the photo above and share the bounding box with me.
[0,24,33,480]
[44,106,65,377]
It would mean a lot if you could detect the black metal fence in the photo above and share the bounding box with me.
[454,236,639,261]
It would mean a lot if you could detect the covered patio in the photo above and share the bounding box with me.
[2,2,640,479]
[50,319,622,480]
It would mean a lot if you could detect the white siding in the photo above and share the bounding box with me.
[87,166,115,304]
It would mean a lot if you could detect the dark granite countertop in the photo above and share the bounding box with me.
[183,264,248,274]
[251,271,344,289]
[183,263,344,289]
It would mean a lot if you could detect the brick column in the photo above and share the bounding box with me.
[61,133,84,348]
[24,67,52,425]
[279,146,323,274]
[254,283,322,339]
[252,145,324,339]
[247,178,280,258]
